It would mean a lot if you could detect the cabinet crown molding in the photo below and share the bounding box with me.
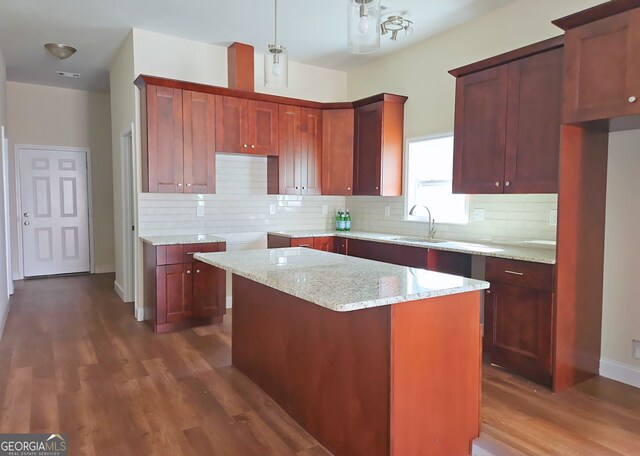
[553,0,640,30]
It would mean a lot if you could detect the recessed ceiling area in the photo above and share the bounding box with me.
[0,0,518,93]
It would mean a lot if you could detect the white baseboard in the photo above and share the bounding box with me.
[0,302,8,341]
[114,280,125,302]
[600,358,640,388]
[135,306,145,322]
[95,264,115,274]
[226,295,232,309]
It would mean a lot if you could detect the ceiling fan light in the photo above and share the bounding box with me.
[44,43,77,60]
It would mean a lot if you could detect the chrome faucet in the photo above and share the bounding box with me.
[409,204,437,240]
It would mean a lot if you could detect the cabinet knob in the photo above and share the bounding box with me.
[505,181,510,187]
[177,183,182,187]
[196,269,201,274]
[629,96,637,103]
[302,186,306,190]
[186,183,191,188]
[243,144,248,148]
[347,187,351,191]
[251,144,255,149]
[24,221,30,226]
[186,270,191,274]
[486,290,491,294]
[375,186,379,190]
[23,212,29,217]
[494,181,500,187]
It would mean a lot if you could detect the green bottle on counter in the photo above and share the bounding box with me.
[336,211,343,231]
[345,210,351,231]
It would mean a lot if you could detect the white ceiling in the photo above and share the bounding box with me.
[0,0,517,93]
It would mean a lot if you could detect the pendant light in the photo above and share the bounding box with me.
[348,0,381,54]
[265,0,288,88]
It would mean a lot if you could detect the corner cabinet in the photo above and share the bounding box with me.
[143,242,226,333]
[322,109,355,195]
[353,95,407,196]
[554,7,640,123]
[450,37,563,194]
[137,80,216,194]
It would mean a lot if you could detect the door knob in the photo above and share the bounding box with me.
[24,221,30,226]
[629,96,637,103]
[23,212,29,217]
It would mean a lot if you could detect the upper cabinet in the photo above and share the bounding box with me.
[183,91,216,194]
[554,7,640,123]
[215,96,279,155]
[277,106,322,195]
[322,109,354,196]
[450,37,563,194]
[353,95,407,196]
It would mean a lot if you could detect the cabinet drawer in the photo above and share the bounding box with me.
[485,257,554,291]
[183,243,219,263]
[291,238,314,248]
[156,245,184,266]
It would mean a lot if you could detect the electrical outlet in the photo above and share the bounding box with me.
[196,201,205,217]
[549,209,558,226]
[269,204,276,215]
[473,208,485,221]
[322,204,328,215]
[384,205,391,217]
[633,340,640,360]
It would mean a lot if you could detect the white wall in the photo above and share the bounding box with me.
[601,130,640,387]
[0,48,10,337]
[6,82,115,275]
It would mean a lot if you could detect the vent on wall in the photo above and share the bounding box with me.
[56,71,81,79]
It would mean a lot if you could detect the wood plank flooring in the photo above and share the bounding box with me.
[0,273,639,456]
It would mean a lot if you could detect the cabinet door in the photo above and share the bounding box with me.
[335,237,348,255]
[322,109,354,195]
[504,48,562,193]
[193,261,226,317]
[183,91,216,194]
[157,263,193,324]
[353,102,383,195]
[146,86,184,193]
[291,237,313,248]
[312,236,333,252]
[452,66,508,194]
[486,282,553,386]
[249,100,279,156]
[427,250,471,277]
[215,96,249,153]
[278,105,302,194]
[301,108,322,195]
[563,9,640,123]
[347,239,428,268]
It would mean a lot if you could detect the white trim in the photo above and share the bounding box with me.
[0,303,8,341]
[120,125,137,304]
[600,357,640,388]
[226,295,232,309]
[14,144,94,278]
[135,307,145,321]
[114,280,125,301]
[1,127,12,295]
[95,264,115,274]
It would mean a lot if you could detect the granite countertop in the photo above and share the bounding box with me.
[267,230,556,264]
[194,248,489,312]
[139,234,227,246]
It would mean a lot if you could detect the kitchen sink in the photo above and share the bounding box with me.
[390,236,447,243]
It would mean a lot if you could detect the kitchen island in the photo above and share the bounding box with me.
[195,248,489,456]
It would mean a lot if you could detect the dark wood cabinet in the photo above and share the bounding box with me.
[347,239,428,269]
[335,237,348,255]
[268,235,335,253]
[484,257,554,386]
[215,96,279,155]
[143,242,226,333]
[353,95,406,196]
[451,38,563,194]
[427,249,472,277]
[183,90,216,193]
[276,106,322,195]
[322,109,354,195]
[141,85,184,193]
[559,9,640,123]
[312,236,333,252]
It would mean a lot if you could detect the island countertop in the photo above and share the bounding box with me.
[194,247,489,312]
[267,229,557,264]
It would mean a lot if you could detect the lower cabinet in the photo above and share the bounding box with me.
[346,239,428,269]
[267,234,336,253]
[144,242,226,333]
[484,257,554,386]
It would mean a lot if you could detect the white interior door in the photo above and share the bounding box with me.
[19,148,90,277]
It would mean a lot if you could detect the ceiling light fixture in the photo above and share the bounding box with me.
[265,0,288,89]
[380,15,414,41]
[44,43,77,60]
[348,0,381,54]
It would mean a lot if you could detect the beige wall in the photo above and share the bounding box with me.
[6,82,115,274]
[109,32,136,301]
[601,130,640,383]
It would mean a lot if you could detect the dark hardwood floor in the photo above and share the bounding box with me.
[0,273,639,456]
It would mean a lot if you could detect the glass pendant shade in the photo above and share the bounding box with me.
[265,44,288,89]
[348,0,381,54]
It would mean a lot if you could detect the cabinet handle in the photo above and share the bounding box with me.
[185,252,197,255]
[494,181,500,187]
[486,290,491,294]
[629,96,637,103]
[243,144,248,148]
[186,270,191,274]
[504,270,524,276]
[186,183,191,188]
[177,183,183,187]
[196,269,201,274]
[505,181,510,187]
[251,144,255,149]
[298,244,311,247]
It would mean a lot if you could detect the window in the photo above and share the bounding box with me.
[405,135,468,224]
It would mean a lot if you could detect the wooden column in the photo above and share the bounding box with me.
[227,42,254,92]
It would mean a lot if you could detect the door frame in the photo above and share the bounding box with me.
[119,124,137,303]
[14,144,95,279]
